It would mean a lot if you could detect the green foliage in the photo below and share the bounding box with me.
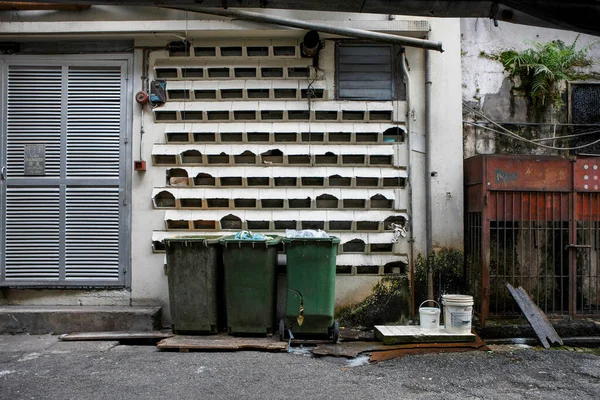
[414,248,465,308]
[336,248,465,328]
[335,276,410,328]
[489,36,596,111]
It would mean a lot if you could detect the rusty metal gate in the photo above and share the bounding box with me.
[465,155,600,327]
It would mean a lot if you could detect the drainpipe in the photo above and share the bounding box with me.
[425,35,434,302]
[402,50,416,320]
[173,7,444,52]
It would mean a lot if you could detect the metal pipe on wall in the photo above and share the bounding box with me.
[425,34,434,302]
[173,7,444,52]
[0,2,90,10]
[402,50,416,320]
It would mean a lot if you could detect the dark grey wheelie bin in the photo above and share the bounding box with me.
[164,236,222,334]
[220,235,281,336]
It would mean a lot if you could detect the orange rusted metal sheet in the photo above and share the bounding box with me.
[574,157,600,191]
[574,192,600,220]
[487,191,570,221]
[464,156,485,186]
[465,155,600,328]
[485,156,571,192]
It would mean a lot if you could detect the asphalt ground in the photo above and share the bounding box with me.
[0,335,599,400]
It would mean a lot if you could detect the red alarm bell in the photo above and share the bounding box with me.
[136,91,149,104]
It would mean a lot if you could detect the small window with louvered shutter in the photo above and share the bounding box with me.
[336,43,404,101]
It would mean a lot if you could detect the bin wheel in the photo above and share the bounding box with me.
[279,319,286,341]
[332,320,340,344]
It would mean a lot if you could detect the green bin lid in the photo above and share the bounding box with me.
[219,235,281,246]
[282,236,340,244]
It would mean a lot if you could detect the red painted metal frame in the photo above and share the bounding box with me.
[465,155,600,327]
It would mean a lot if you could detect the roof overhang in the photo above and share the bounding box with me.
[2,1,600,36]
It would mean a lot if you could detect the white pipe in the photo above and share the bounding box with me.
[425,35,434,302]
[402,50,417,319]
[176,7,444,52]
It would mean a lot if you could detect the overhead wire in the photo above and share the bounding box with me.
[530,129,600,141]
[463,103,600,151]
[470,121,600,140]
[463,121,600,151]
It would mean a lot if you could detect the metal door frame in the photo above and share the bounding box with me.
[0,54,133,288]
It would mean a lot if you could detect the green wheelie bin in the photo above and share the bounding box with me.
[164,236,222,334]
[220,235,281,336]
[281,236,340,343]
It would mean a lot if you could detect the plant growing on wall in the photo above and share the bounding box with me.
[414,248,465,307]
[489,36,596,112]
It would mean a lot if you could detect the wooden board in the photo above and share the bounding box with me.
[156,335,288,352]
[369,332,489,363]
[506,283,563,349]
[313,337,484,358]
[369,344,487,363]
[374,325,476,345]
[59,331,174,341]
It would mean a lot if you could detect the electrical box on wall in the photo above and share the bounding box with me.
[150,80,167,104]
[134,160,146,171]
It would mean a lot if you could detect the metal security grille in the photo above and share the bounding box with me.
[465,212,482,316]
[574,192,600,315]
[465,155,600,327]
[0,58,130,287]
[486,192,571,317]
[570,82,600,154]
[336,43,395,101]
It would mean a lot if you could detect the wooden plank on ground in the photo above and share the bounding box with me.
[369,333,489,363]
[59,331,174,341]
[374,325,476,345]
[313,336,488,358]
[156,335,288,352]
[506,283,563,349]
[369,345,484,362]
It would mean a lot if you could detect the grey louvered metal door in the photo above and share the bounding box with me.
[0,57,130,287]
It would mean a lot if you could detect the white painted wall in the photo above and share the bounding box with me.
[428,19,464,250]
[462,18,600,108]
[0,8,464,322]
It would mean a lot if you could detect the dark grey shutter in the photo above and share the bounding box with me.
[5,187,61,279]
[67,67,122,178]
[1,60,128,286]
[6,66,62,177]
[337,44,393,100]
[65,187,120,280]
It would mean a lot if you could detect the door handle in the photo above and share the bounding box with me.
[0,166,6,180]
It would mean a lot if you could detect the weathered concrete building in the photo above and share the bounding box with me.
[462,18,600,156]
[0,6,463,327]
[461,18,600,323]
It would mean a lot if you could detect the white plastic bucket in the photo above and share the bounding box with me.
[419,300,441,330]
[442,294,474,333]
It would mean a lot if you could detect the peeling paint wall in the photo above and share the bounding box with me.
[461,18,600,157]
